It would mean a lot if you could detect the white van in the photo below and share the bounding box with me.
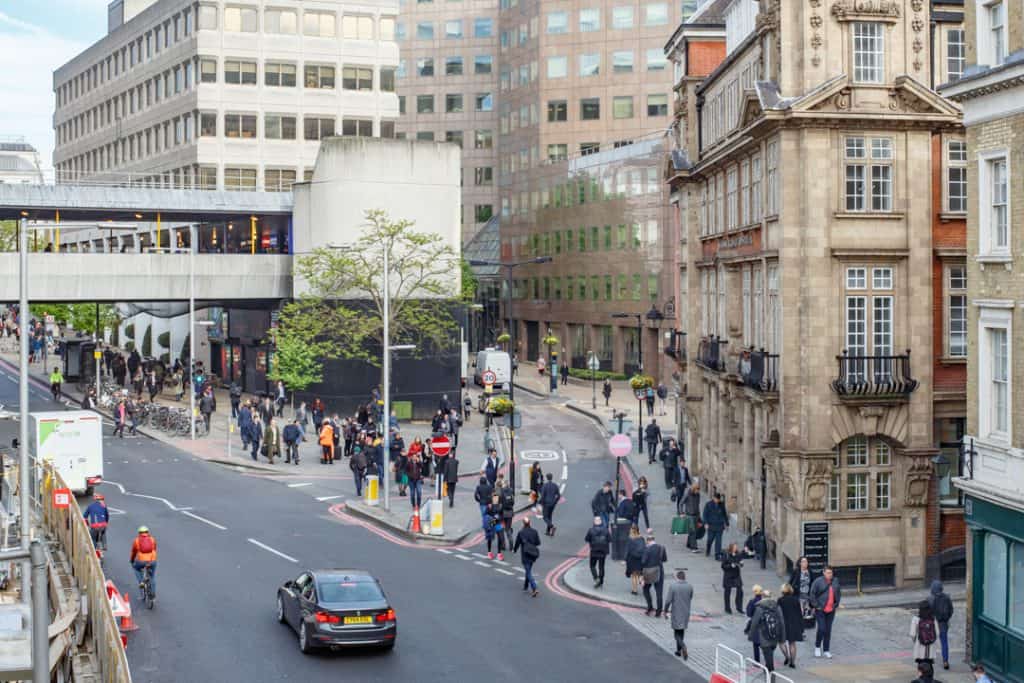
[29,411,103,495]
[473,349,512,389]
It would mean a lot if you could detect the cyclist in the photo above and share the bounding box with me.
[83,493,109,551]
[129,526,158,601]
[49,366,64,401]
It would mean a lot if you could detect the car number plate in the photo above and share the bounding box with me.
[343,616,373,625]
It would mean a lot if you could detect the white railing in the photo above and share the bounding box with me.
[714,643,788,683]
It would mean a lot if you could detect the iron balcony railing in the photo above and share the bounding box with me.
[738,348,778,393]
[696,335,727,372]
[831,349,918,397]
[664,330,687,362]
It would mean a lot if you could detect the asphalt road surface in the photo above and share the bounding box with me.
[0,371,700,683]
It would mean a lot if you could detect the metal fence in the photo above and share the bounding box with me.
[713,643,794,683]
[41,466,132,683]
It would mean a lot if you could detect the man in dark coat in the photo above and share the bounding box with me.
[539,473,561,536]
[641,534,668,616]
[237,401,253,449]
[702,493,729,559]
[512,518,542,596]
[499,476,516,547]
[645,419,662,464]
[443,455,459,507]
[664,569,694,659]
[660,439,680,488]
[229,381,242,418]
[474,476,493,522]
[282,419,301,465]
[350,447,368,497]
[584,517,610,588]
[591,481,615,528]
[481,448,500,487]
[681,484,702,551]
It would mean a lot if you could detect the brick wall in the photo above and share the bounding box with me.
[688,41,726,77]
[940,509,966,552]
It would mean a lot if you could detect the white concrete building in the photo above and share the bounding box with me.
[53,0,400,191]
[0,138,45,184]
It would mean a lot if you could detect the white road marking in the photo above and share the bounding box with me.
[560,483,567,493]
[101,480,190,511]
[182,511,227,530]
[455,554,472,561]
[561,465,568,480]
[107,506,127,515]
[247,538,298,563]
[473,561,491,568]
[315,495,342,502]
[287,482,313,488]
[472,552,489,559]
[435,548,454,555]
[495,568,515,576]
[562,450,567,464]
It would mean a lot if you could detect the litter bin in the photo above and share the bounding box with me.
[611,518,632,561]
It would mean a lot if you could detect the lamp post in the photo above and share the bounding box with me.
[469,256,552,494]
[612,306,663,447]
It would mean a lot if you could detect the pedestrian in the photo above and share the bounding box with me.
[632,477,650,530]
[248,414,262,461]
[560,361,569,385]
[448,408,461,450]
[743,526,766,562]
[584,516,610,588]
[282,419,301,465]
[537,356,546,375]
[80,386,96,410]
[641,534,667,617]
[113,398,128,438]
[199,388,215,432]
[749,589,786,672]
[512,353,519,376]
[911,599,939,665]
[590,481,615,528]
[295,401,308,441]
[311,398,324,432]
[484,493,506,560]
[656,382,668,415]
[682,484,702,552]
[722,542,745,614]
[512,517,541,597]
[913,661,937,683]
[406,452,423,509]
[702,492,729,559]
[539,472,561,536]
[615,489,635,523]
[644,419,662,464]
[927,580,954,670]
[664,569,694,659]
[481,448,500,488]
[645,385,655,416]
[262,417,281,464]
[350,445,368,497]
[745,585,765,663]
[973,664,993,683]
[602,378,612,406]
[660,439,679,487]
[530,462,544,502]
[474,476,493,522]
[778,583,804,669]
[274,380,286,417]
[499,476,516,547]
[229,380,242,419]
[318,419,335,464]
[443,453,459,507]
[625,525,645,594]
[146,370,158,402]
[238,400,253,450]
[788,556,817,624]
[810,565,840,659]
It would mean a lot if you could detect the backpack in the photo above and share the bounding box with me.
[137,535,155,554]
[917,618,936,646]
[760,607,782,643]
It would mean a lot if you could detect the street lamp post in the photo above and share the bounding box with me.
[469,256,552,493]
[611,312,644,448]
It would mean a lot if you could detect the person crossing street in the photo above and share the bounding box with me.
[539,473,561,536]
[513,517,541,597]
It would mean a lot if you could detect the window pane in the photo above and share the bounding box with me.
[579,53,600,77]
[547,12,568,34]
[547,56,567,78]
[984,534,1008,624]
[579,8,600,32]
[612,6,633,29]
[853,22,884,83]
[612,50,633,73]
[645,3,668,26]
[646,48,667,71]
[612,96,633,119]
[581,98,600,120]
[1012,542,1024,631]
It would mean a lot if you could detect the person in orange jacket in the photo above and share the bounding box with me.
[129,526,158,600]
[319,420,335,464]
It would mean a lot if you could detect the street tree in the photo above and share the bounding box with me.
[286,209,461,366]
[267,323,327,411]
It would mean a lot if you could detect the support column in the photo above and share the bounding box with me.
[742,399,755,524]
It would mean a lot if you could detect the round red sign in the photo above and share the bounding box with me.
[431,436,452,456]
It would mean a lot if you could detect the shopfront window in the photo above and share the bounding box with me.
[984,533,1008,624]
[1013,542,1024,632]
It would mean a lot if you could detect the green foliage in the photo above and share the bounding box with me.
[141,326,152,357]
[567,368,627,381]
[111,326,119,347]
[0,221,16,252]
[124,341,135,352]
[28,304,119,336]
[157,331,171,349]
[496,332,510,344]
[487,396,514,415]
[125,324,135,339]
[159,353,171,365]
[30,304,71,325]
[179,334,191,363]
[542,334,559,347]
[267,324,325,392]
[460,258,478,303]
[286,209,461,367]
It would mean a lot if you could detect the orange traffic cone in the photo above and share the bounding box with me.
[120,592,138,632]
[411,506,422,534]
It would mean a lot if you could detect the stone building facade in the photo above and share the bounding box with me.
[667,0,963,589]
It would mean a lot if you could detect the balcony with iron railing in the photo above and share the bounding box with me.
[737,348,778,393]
[664,330,687,363]
[696,335,728,373]
[831,350,918,399]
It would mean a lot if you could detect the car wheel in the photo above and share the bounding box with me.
[381,640,396,652]
[276,595,285,624]
[299,622,313,654]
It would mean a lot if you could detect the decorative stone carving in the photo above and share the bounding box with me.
[830,0,901,21]
[888,88,934,113]
[911,18,924,32]
[832,88,852,110]
[904,456,933,507]
[803,458,833,512]
[910,0,924,11]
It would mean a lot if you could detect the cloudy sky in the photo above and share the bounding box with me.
[0,1,105,174]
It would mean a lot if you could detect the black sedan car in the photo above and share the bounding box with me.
[276,569,397,653]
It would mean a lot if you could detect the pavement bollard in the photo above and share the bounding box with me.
[428,498,444,536]
[364,475,380,506]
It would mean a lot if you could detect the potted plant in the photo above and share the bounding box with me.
[487,396,514,416]
[496,332,511,349]
[629,374,655,391]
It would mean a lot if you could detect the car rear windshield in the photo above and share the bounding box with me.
[319,581,384,603]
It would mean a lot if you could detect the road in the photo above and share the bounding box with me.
[0,370,700,683]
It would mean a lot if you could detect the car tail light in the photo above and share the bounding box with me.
[376,609,396,623]
[314,611,340,624]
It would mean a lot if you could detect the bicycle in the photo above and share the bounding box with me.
[138,563,155,609]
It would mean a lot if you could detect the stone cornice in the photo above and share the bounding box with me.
[830,0,903,22]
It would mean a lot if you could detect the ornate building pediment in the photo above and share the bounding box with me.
[739,93,764,128]
[886,77,963,118]
[830,0,901,23]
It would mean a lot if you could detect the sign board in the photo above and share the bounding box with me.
[93,351,102,359]
[53,487,72,509]
[635,389,647,401]
[587,353,600,372]
[608,433,632,457]
[482,369,497,386]
[801,521,830,574]
[45,315,55,324]
[431,436,452,457]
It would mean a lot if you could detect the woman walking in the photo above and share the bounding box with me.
[484,493,506,560]
[721,542,745,614]
[632,477,650,530]
[910,600,939,666]
[788,556,817,626]
[625,525,645,594]
[745,585,764,663]
[748,589,786,673]
[778,583,804,669]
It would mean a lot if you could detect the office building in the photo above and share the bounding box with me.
[0,138,45,185]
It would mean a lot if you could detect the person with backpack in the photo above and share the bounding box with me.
[910,599,939,666]
[927,580,954,670]
[584,517,611,588]
[512,517,541,597]
[645,385,655,416]
[748,588,786,673]
[745,585,764,664]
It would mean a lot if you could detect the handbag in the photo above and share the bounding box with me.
[695,524,706,541]
[642,566,661,584]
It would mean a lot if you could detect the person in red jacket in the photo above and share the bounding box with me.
[130,526,158,600]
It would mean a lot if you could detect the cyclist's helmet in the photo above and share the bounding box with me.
[137,526,150,534]
[94,493,105,500]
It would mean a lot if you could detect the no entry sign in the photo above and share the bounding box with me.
[431,436,452,456]
[608,433,632,457]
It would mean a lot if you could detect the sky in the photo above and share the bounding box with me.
[0,0,106,175]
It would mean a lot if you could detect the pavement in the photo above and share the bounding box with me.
[513,366,974,683]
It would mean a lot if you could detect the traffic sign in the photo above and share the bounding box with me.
[94,350,102,359]
[53,488,72,509]
[634,389,647,401]
[608,433,632,457]
[431,435,452,456]
[587,353,600,372]
[482,369,497,385]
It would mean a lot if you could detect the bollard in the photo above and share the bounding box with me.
[428,498,444,536]
[364,475,380,506]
